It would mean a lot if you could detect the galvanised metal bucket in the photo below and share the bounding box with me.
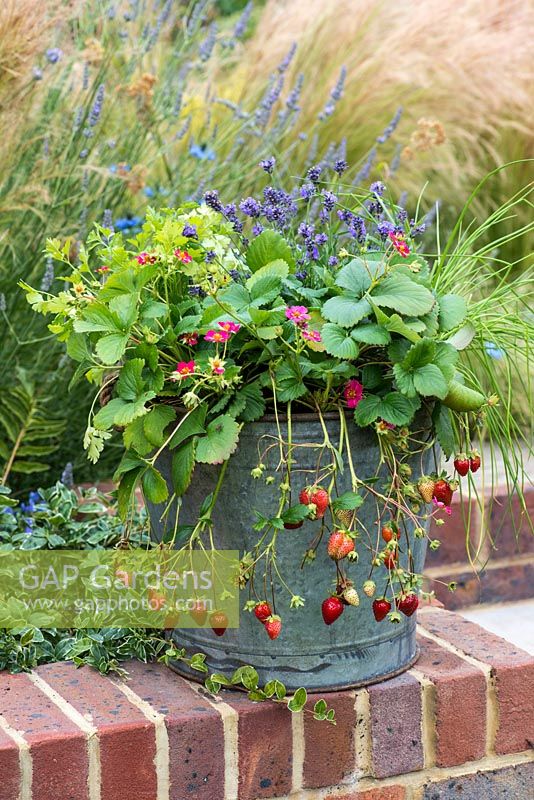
[148,413,432,691]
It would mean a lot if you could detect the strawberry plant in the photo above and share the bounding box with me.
[20,162,532,690]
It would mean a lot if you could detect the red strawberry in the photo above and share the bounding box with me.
[189,601,208,626]
[210,610,228,636]
[432,479,453,506]
[398,594,419,617]
[381,521,398,543]
[265,615,282,640]
[327,530,355,560]
[254,601,272,623]
[454,454,470,477]
[299,486,329,519]
[284,521,303,530]
[321,596,344,625]
[148,589,166,611]
[383,548,398,570]
[372,598,391,622]
[469,451,481,473]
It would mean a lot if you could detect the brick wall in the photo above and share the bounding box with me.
[0,607,532,799]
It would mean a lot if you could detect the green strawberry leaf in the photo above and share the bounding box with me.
[143,405,176,447]
[95,333,129,364]
[142,466,169,504]
[245,230,295,271]
[322,296,372,327]
[370,273,435,316]
[432,403,455,458]
[195,415,240,464]
[321,323,360,359]
[116,359,145,401]
[354,393,419,426]
[350,324,391,345]
[171,439,196,495]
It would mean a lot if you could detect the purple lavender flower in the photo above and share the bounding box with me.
[286,74,304,111]
[295,269,307,280]
[199,23,217,62]
[102,209,113,231]
[252,223,264,236]
[239,197,261,218]
[307,165,322,183]
[354,148,376,184]
[189,285,206,297]
[377,107,402,144]
[223,203,243,233]
[397,208,408,223]
[370,181,385,196]
[322,190,337,211]
[61,462,74,488]
[259,156,276,174]
[277,43,297,74]
[328,256,339,267]
[205,251,216,263]
[300,183,315,200]
[79,148,89,159]
[88,84,105,127]
[233,1,252,40]
[32,67,43,80]
[334,159,348,175]
[319,66,347,119]
[40,257,55,291]
[46,48,62,64]
[204,190,223,212]
[376,220,396,238]
[298,222,315,241]
[182,224,198,238]
[315,233,328,246]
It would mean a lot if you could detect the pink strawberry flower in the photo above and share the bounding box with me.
[208,357,226,375]
[343,379,363,409]
[180,333,198,346]
[97,265,110,274]
[171,360,196,380]
[388,232,410,258]
[174,248,193,264]
[432,497,452,516]
[205,329,230,343]
[136,252,157,265]
[218,321,241,334]
[285,305,311,326]
[302,329,322,343]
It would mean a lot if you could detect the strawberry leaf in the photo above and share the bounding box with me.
[195,415,240,464]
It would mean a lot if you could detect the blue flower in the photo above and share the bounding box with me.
[189,142,216,161]
[45,48,62,64]
[143,186,155,198]
[484,342,505,360]
[259,157,276,174]
[334,159,348,175]
[239,197,261,218]
[182,224,198,238]
[114,216,142,231]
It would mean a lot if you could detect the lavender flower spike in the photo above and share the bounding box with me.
[377,107,403,144]
[89,84,105,127]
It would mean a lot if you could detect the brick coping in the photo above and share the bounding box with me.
[0,606,533,799]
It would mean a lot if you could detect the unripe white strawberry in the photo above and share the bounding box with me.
[363,580,376,597]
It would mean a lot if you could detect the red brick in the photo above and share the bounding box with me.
[367,672,423,778]
[418,608,534,754]
[120,661,225,800]
[303,691,355,788]
[0,672,88,800]
[489,491,534,557]
[426,498,481,566]
[0,728,20,800]
[225,693,293,800]
[36,661,157,800]
[415,633,486,767]
[326,786,406,800]
[428,558,534,609]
